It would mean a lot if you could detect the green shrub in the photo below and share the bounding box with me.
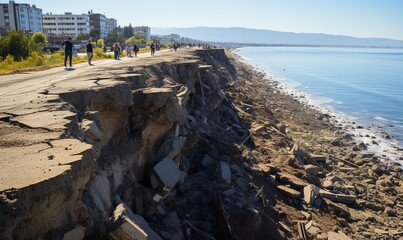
[0,30,30,61]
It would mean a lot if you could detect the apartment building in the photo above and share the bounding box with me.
[89,12,106,38]
[133,26,151,40]
[106,17,117,36]
[0,1,42,35]
[42,12,90,39]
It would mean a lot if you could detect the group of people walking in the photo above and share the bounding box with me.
[61,37,164,68]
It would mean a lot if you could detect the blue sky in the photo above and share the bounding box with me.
[13,0,403,40]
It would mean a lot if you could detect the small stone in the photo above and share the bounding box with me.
[218,161,231,185]
[307,226,321,236]
[384,207,397,216]
[371,164,382,173]
[62,226,85,240]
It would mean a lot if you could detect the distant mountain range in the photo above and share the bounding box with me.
[153,27,403,47]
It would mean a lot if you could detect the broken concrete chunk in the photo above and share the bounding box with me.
[153,157,181,190]
[168,137,186,159]
[250,123,266,134]
[108,203,162,240]
[81,119,102,140]
[277,185,301,198]
[304,164,320,175]
[319,190,356,204]
[327,231,352,240]
[62,225,85,240]
[156,136,186,161]
[218,161,231,185]
[163,212,181,228]
[303,184,320,206]
[324,199,350,217]
[211,90,226,109]
[308,154,326,162]
[307,226,321,236]
[301,210,312,220]
[323,180,334,189]
[276,172,307,190]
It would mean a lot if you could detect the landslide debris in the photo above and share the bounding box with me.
[0,49,401,240]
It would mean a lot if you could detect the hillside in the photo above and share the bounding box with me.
[153,27,403,47]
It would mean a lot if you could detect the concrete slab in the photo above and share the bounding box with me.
[153,157,181,190]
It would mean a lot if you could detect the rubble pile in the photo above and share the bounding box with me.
[0,49,401,239]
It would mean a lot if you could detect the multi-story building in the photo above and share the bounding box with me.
[42,12,90,39]
[89,12,106,38]
[0,1,42,35]
[154,34,180,44]
[106,17,117,36]
[133,26,151,40]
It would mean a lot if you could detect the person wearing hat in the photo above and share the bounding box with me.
[86,38,94,65]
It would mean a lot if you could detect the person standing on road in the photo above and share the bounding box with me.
[133,43,139,57]
[150,42,155,56]
[125,45,131,57]
[62,37,73,68]
[113,42,121,60]
[86,38,94,65]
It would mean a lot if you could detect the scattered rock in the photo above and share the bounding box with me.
[277,185,301,198]
[276,172,307,190]
[327,231,351,240]
[218,161,231,185]
[304,164,320,175]
[319,190,356,204]
[303,184,320,206]
[153,157,181,190]
[81,119,102,141]
[307,154,326,162]
[163,212,181,228]
[62,225,85,240]
[384,206,397,216]
[107,204,162,240]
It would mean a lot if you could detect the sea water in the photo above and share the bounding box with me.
[237,47,403,163]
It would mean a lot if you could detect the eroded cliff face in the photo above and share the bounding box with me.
[0,49,242,239]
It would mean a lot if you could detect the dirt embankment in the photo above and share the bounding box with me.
[0,49,402,240]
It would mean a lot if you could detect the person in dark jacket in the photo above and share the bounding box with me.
[61,37,73,68]
[150,43,155,56]
[86,38,94,65]
[133,43,140,57]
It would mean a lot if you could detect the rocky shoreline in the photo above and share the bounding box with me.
[0,48,401,239]
[227,51,403,239]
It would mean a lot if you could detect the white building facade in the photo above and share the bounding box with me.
[0,1,42,34]
[106,18,117,36]
[133,26,151,40]
[42,12,90,39]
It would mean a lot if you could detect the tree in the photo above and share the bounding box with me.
[123,24,134,38]
[31,32,47,46]
[89,29,100,39]
[76,33,90,41]
[105,29,124,46]
[0,30,30,61]
[97,38,104,47]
